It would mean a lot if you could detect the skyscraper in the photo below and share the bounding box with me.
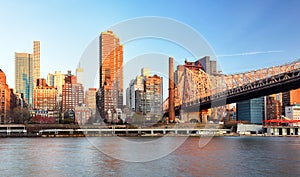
[15,53,34,105]
[97,30,123,119]
[15,41,40,106]
[33,41,40,86]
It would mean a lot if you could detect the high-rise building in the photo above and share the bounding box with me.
[141,68,150,77]
[47,71,65,95]
[33,78,57,110]
[237,97,265,124]
[47,71,66,108]
[142,74,163,119]
[282,88,300,115]
[62,71,84,112]
[266,95,282,120]
[15,52,33,105]
[76,67,84,85]
[126,68,163,121]
[85,88,97,115]
[126,76,144,111]
[0,69,10,123]
[15,41,40,106]
[33,41,40,86]
[199,56,217,75]
[97,30,123,119]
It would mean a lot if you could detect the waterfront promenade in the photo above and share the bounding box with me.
[0,123,230,137]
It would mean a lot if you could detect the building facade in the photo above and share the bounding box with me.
[33,41,40,86]
[199,56,217,75]
[76,67,84,85]
[85,88,97,115]
[282,88,300,115]
[97,30,123,119]
[285,105,300,120]
[33,78,57,110]
[15,41,40,106]
[47,71,65,96]
[266,95,282,120]
[0,69,10,123]
[237,97,265,124]
[127,76,144,111]
[126,68,163,121]
[62,71,84,112]
[74,104,92,125]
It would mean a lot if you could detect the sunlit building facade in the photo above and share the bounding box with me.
[266,95,282,120]
[75,104,92,125]
[15,41,40,106]
[282,88,300,115]
[62,71,84,112]
[85,88,97,115]
[126,68,163,121]
[97,30,123,119]
[0,69,10,123]
[47,71,65,96]
[33,78,57,110]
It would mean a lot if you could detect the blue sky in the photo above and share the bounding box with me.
[1,0,300,89]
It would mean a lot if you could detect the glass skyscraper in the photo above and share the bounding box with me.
[15,41,40,106]
[237,97,265,124]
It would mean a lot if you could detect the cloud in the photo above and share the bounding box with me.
[217,50,284,57]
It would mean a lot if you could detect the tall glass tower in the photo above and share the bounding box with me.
[15,41,40,106]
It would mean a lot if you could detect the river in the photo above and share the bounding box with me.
[0,136,299,176]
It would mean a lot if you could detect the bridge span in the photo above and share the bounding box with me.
[164,58,300,113]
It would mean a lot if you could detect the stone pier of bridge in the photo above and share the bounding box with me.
[179,110,209,123]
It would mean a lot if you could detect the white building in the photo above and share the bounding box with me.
[285,105,300,126]
[127,76,144,111]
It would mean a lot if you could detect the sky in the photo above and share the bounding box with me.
[1,0,300,92]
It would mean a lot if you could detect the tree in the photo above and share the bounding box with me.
[10,107,30,124]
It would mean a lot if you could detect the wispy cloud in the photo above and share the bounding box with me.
[217,50,284,57]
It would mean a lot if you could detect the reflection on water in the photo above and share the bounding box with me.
[0,137,300,176]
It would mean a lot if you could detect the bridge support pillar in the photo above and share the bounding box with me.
[200,110,208,124]
[282,128,287,136]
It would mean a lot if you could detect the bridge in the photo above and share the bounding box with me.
[164,58,300,117]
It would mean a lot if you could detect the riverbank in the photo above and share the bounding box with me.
[1,132,300,138]
[1,124,300,137]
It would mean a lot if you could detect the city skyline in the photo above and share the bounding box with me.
[1,0,300,89]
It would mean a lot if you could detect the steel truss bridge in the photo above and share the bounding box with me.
[164,59,300,112]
